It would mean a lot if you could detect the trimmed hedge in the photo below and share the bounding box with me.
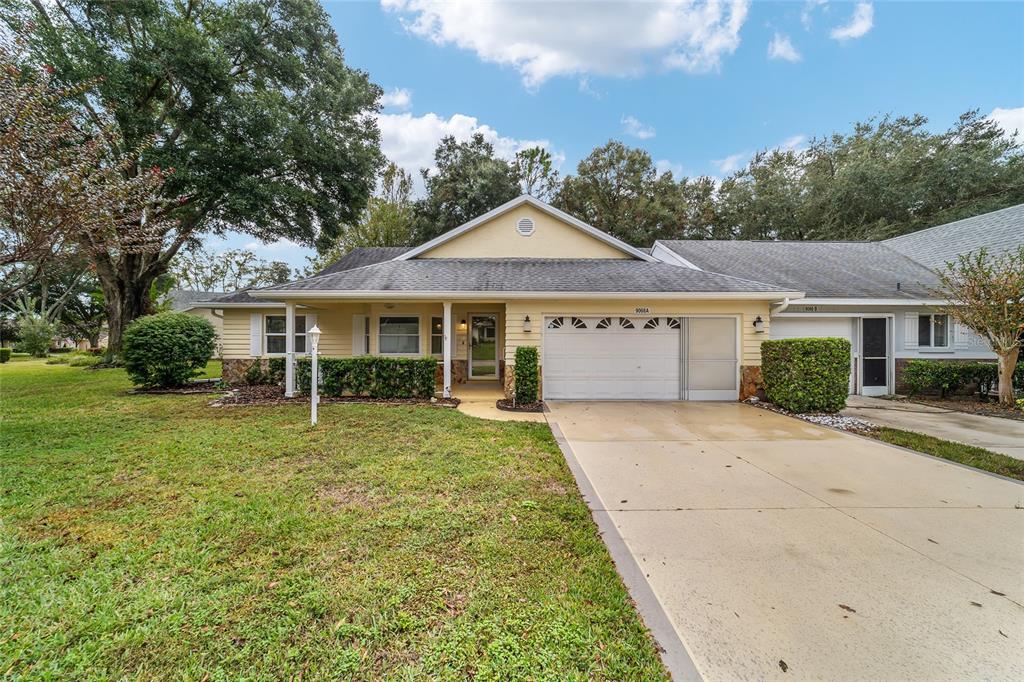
[296,356,437,399]
[901,359,1023,398]
[245,357,287,386]
[761,337,851,413]
[514,346,539,404]
[122,312,217,388]
[0,348,10,363]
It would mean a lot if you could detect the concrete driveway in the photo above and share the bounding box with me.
[546,402,1024,681]
[842,395,1024,459]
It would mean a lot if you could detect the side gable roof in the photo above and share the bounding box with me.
[396,195,656,262]
[654,240,941,300]
[882,204,1024,269]
[317,246,412,275]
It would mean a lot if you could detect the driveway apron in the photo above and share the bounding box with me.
[546,401,1024,682]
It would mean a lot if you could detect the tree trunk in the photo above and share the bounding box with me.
[98,253,164,355]
[997,346,1020,407]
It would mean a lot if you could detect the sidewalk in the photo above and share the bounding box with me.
[842,395,1024,459]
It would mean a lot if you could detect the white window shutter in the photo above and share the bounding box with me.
[953,320,971,350]
[904,314,919,349]
[250,313,262,357]
[352,315,366,355]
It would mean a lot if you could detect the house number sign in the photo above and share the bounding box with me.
[634,306,651,315]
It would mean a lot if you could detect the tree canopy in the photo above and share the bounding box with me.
[6,0,382,350]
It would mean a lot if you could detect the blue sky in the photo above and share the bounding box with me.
[211,0,1024,270]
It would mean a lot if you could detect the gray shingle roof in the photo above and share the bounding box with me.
[656,241,941,299]
[263,259,793,294]
[883,204,1024,269]
[197,289,265,304]
[317,247,411,275]
[165,290,222,310]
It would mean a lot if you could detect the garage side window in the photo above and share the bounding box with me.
[379,316,420,354]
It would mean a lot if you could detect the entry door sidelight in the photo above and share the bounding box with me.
[861,317,889,396]
[469,314,498,378]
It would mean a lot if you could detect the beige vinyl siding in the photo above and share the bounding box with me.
[419,204,630,259]
[504,299,771,367]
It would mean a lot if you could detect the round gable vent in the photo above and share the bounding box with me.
[516,217,535,236]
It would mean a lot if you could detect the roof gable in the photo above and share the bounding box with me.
[399,195,654,261]
[882,204,1024,269]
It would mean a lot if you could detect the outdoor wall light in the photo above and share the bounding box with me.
[523,315,532,333]
[459,319,467,331]
[753,315,765,333]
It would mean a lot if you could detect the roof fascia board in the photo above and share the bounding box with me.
[795,297,947,306]
[396,195,657,262]
[250,290,804,301]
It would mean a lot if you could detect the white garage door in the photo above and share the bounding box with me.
[770,317,855,394]
[543,316,738,401]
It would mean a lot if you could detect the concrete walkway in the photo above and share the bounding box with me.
[453,382,545,422]
[547,401,1024,682]
[842,395,1024,459]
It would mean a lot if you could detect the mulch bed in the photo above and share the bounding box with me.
[132,385,226,395]
[209,384,459,408]
[496,398,545,413]
[891,396,1024,421]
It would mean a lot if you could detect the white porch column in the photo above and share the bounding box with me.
[442,301,453,398]
[285,302,296,397]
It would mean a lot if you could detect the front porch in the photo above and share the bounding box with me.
[275,299,508,399]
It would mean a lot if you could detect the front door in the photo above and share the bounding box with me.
[860,317,889,396]
[469,314,498,379]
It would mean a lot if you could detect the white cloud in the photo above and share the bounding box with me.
[380,87,412,110]
[988,106,1024,140]
[779,134,808,152]
[578,77,603,99]
[377,111,559,193]
[622,115,656,140]
[712,151,748,174]
[655,159,684,178]
[801,0,828,31]
[830,2,873,41]
[767,33,801,62]
[382,0,750,88]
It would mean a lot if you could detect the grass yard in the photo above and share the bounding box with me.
[0,360,667,680]
[865,427,1024,481]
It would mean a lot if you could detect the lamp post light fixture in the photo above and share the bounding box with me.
[308,324,321,425]
[752,315,765,334]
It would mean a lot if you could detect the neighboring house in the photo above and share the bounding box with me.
[651,203,1024,396]
[166,289,225,357]
[193,195,802,401]
[882,203,1024,270]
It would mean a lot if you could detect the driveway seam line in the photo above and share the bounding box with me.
[711,439,1024,608]
[546,418,703,682]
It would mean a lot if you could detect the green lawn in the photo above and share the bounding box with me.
[865,426,1024,481]
[0,360,667,680]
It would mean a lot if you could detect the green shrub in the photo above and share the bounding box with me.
[901,360,1022,398]
[761,337,851,413]
[69,355,101,367]
[245,357,288,385]
[122,313,217,388]
[0,348,10,363]
[45,355,69,365]
[514,346,539,404]
[15,315,56,358]
[296,356,437,399]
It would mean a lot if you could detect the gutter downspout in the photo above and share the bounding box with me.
[771,297,791,314]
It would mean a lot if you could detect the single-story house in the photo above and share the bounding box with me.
[195,195,803,401]
[650,202,1024,395]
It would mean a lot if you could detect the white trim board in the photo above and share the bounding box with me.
[395,195,657,262]
[251,290,803,301]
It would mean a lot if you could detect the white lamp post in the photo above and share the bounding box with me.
[308,324,321,425]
